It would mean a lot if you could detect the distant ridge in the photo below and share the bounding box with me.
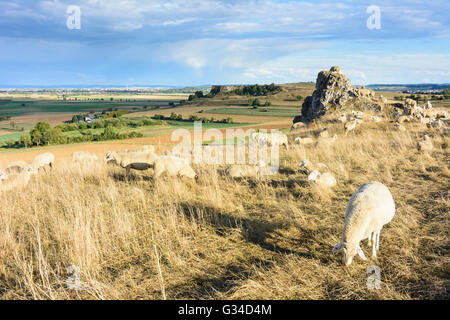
[366,83,450,92]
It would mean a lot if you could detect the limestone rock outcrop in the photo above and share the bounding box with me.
[294,66,380,123]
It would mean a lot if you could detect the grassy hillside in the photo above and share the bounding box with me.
[0,116,448,299]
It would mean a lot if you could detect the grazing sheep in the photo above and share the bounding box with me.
[267,133,289,150]
[417,135,433,152]
[295,137,314,145]
[0,169,8,182]
[0,166,38,192]
[428,120,443,129]
[291,122,306,131]
[397,115,410,124]
[225,160,267,178]
[369,115,382,123]
[72,151,99,165]
[344,119,361,134]
[308,170,337,188]
[351,110,364,120]
[394,122,406,132]
[315,134,338,148]
[31,153,55,171]
[418,116,431,125]
[319,128,329,138]
[5,160,30,174]
[258,166,278,177]
[298,160,329,173]
[332,181,396,266]
[153,156,197,179]
[106,151,159,176]
[251,132,288,149]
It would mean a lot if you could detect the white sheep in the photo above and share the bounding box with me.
[267,133,289,150]
[307,170,337,188]
[31,153,55,171]
[332,181,396,266]
[394,122,406,132]
[417,135,433,152]
[298,160,329,173]
[315,134,338,148]
[153,156,197,179]
[251,132,288,149]
[105,151,159,176]
[344,119,361,134]
[226,160,267,178]
[0,166,38,192]
[318,128,329,138]
[339,113,347,123]
[295,137,314,145]
[369,115,382,123]
[5,160,30,174]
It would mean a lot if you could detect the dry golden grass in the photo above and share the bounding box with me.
[0,118,448,300]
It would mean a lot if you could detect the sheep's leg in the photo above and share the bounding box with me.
[368,232,373,246]
[372,238,377,259]
[370,232,377,259]
[376,231,380,251]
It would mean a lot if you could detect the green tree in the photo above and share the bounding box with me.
[19,134,32,148]
[103,125,118,139]
[34,122,51,134]
[5,139,16,148]
[443,88,450,99]
[30,129,43,146]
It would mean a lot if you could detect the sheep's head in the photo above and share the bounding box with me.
[332,241,367,266]
[0,169,8,181]
[299,159,310,169]
[105,151,118,164]
[24,166,38,176]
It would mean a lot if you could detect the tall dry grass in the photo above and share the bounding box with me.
[0,119,448,299]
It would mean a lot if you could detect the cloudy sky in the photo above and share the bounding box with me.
[0,0,449,87]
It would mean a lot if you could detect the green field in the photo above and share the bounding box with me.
[204,106,300,117]
[0,100,181,117]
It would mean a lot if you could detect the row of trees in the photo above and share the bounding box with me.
[394,92,449,102]
[188,91,209,101]
[3,121,144,149]
[248,98,271,107]
[232,84,281,96]
[152,113,234,124]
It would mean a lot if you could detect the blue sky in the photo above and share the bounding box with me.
[0,0,449,87]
